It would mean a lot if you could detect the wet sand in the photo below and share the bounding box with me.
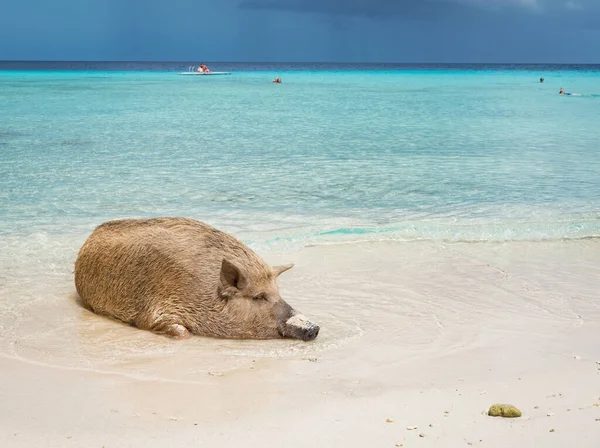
[1,240,600,447]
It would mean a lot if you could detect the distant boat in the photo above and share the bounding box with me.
[179,72,232,76]
[179,66,231,76]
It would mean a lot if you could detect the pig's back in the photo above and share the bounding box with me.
[74,217,263,326]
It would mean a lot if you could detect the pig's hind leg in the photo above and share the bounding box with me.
[151,320,190,340]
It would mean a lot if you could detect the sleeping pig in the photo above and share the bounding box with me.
[74,217,319,341]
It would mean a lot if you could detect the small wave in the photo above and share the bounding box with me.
[245,219,600,252]
[304,233,600,247]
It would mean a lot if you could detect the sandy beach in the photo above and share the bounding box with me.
[2,239,599,447]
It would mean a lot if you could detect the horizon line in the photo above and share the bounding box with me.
[1,60,599,65]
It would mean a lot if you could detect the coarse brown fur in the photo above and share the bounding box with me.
[74,217,317,340]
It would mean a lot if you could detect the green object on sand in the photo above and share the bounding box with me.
[488,404,522,418]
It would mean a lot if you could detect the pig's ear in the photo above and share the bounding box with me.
[273,263,294,277]
[220,259,245,290]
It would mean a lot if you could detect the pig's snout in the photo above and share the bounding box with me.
[302,324,320,341]
[284,313,320,341]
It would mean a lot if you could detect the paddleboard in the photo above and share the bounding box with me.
[179,72,231,76]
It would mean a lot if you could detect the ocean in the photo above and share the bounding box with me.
[1,62,599,252]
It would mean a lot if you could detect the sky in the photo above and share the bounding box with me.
[0,0,598,63]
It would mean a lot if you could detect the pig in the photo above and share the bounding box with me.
[74,217,320,341]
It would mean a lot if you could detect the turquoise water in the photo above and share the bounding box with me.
[1,65,599,250]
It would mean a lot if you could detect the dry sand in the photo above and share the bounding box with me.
[1,240,600,447]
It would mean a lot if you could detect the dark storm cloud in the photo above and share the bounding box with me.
[1,0,598,62]
[238,0,466,19]
[238,0,598,22]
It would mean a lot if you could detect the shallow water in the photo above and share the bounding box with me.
[1,64,599,245]
[1,63,599,377]
[2,238,598,384]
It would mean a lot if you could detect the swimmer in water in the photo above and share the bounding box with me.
[540,77,544,83]
[273,77,282,84]
[559,87,565,95]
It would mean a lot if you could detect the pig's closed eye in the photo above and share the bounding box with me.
[254,293,268,301]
